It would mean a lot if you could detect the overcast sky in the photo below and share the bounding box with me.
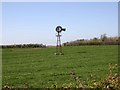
[2,2,118,45]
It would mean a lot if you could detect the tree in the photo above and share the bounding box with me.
[100,33,107,41]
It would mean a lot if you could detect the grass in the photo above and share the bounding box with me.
[2,45,118,88]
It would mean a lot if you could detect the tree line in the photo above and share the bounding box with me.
[1,44,46,48]
[1,34,120,48]
[63,34,120,46]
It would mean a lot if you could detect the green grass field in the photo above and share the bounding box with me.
[2,45,118,88]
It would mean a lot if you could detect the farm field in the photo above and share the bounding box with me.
[2,45,118,88]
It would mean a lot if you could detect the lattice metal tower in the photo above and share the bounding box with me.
[55,26,66,55]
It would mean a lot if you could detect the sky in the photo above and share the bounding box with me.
[2,2,118,45]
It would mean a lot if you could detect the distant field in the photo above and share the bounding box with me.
[2,45,118,88]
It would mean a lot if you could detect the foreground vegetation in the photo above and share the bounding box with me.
[2,64,120,89]
[2,45,118,88]
[50,63,119,89]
